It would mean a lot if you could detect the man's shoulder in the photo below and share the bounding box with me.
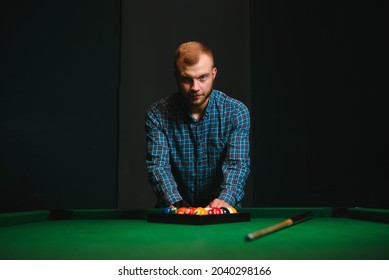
[212,90,249,113]
[147,94,179,115]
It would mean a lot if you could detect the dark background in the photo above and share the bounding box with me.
[0,0,387,212]
[0,0,119,211]
[250,0,388,207]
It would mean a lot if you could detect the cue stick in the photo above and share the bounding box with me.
[245,211,313,241]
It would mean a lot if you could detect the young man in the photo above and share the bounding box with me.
[145,41,250,208]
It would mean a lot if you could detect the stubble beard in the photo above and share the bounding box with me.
[184,89,212,112]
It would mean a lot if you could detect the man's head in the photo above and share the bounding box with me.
[174,41,217,114]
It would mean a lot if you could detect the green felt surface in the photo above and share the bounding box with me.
[0,208,388,260]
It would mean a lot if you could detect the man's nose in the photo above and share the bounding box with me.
[190,80,200,91]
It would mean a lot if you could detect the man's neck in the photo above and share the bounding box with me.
[189,99,209,121]
[191,111,203,121]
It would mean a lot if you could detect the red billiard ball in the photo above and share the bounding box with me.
[184,207,195,215]
[208,207,222,215]
[176,207,187,214]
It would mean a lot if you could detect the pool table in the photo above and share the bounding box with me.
[0,207,388,260]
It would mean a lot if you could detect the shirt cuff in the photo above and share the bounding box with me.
[218,191,236,207]
[166,193,183,206]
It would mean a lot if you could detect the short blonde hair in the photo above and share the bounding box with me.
[174,41,214,73]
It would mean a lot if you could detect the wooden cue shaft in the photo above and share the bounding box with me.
[246,218,294,241]
[245,211,313,241]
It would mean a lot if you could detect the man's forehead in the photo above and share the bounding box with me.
[179,56,214,76]
[179,67,212,78]
[178,54,213,69]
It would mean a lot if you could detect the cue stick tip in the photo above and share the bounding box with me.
[245,234,254,242]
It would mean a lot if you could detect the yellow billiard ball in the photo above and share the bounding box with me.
[193,207,208,215]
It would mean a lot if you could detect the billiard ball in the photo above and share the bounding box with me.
[184,207,195,215]
[169,207,177,214]
[162,207,171,214]
[176,207,187,214]
[208,207,222,215]
[193,207,208,215]
[220,207,230,214]
[226,206,237,214]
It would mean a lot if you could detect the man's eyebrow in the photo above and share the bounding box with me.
[180,73,210,79]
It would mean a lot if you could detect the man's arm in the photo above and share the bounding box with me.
[145,110,183,206]
[217,105,251,207]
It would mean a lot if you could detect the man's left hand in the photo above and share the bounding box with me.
[206,198,231,208]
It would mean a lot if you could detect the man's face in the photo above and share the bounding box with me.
[176,54,217,112]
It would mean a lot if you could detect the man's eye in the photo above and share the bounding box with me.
[180,77,192,83]
[199,75,208,81]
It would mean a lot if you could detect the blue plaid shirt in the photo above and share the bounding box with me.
[145,90,250,207]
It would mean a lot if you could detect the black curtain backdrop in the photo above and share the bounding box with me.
[250,0,388,207]
[0,0,119,212]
